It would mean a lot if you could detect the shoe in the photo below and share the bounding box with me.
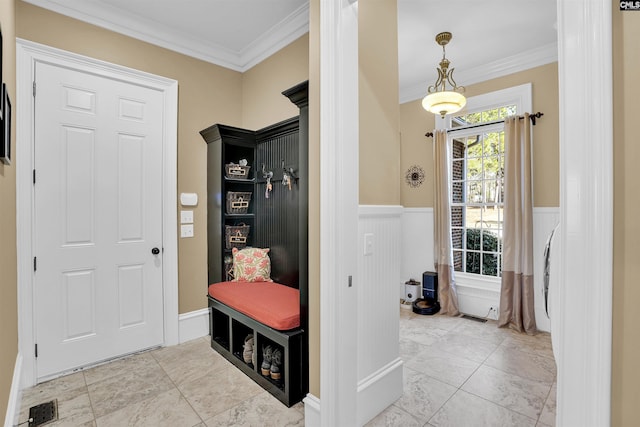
[261,345,273,376]
[242,334,253,364]
[270,347,282,381]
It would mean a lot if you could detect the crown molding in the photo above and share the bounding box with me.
[400,42,558,104]
[22,0,309,72]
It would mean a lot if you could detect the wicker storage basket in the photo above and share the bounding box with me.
[225,164,251,179]
[226,191,252,214]
[225,224,250,249]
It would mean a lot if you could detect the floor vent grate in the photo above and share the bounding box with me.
[461,314,488,323]
[28,399,58,427]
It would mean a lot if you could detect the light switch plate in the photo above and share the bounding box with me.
[181,210,194,224]
[181,224,194,238]
[364,233,374,255]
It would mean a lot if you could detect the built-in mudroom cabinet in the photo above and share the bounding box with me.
[199,81,308,406]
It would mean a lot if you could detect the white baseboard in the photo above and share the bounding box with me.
[4,353,23,427]
[357,358,404,426]
[178,308,209,343]
[303,393,320,427]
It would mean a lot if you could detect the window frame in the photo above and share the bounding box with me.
[449,124,505,279]
[435,83,532,285]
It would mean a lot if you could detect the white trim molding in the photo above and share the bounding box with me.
[357,205,403,425]
[556,0,612,425]
[21,0,309,72]
[400,43,557,104]
[357,358,403,426]
[319,0,360,425]
[16,39,179,386]
[3,354,23,427]
[178,308,210,344]
[303,393,321,427]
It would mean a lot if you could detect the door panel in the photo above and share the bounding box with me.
[34,61,164,379]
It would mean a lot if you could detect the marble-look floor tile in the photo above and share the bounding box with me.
[410,313,465,331]
[429,390,537,427]
[394,367,457,420]
[461,365,552,419]
[400,320,449,347]
[151,338,230,386]
[399,337,429,362]
[501,332,555,360]
[87,361,174,418]
[452,319,510,345]
[20,372,88,423]
[179,364,264,420]
[21,372,86,406]
[430,331,501,363]
[364,404,422,427]
[484,345,556,384]
[405,346,481,388]
[538,382,556,426]
[49,420,96,427]
[44,392,94,427]
[83,352,160,386]
[204,391,303,427]
[95,388,201,427]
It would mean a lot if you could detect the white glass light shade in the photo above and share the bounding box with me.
[422,91,467,117]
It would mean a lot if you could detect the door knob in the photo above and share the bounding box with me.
[151,247,160,255]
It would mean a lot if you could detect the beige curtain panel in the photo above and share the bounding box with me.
[433,130,460,316]
[498,114,536,334]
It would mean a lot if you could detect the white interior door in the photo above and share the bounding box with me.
[33,61,165,379]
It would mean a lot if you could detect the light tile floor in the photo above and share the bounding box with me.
[366,309,557,427]
[19,311,556,427]
[18,337,304,427]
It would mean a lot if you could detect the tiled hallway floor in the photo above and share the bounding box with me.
[366,309,557,427]
[18,337,305,427]
[20,310,556,427]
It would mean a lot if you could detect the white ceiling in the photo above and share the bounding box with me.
[24,0,558,104]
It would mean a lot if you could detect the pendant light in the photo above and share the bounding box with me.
[422,32,466,118]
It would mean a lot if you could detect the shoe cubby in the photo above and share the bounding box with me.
[231,319,254,367]
[210,309,230,351]
[256,336,285,391]
[208,297,306,407]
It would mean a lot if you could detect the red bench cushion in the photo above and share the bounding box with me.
[208,281,300,331]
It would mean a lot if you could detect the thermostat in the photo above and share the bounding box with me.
[180,192,198,206]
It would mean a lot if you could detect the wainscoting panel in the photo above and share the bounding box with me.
[399,207,559,331]
[357,205,404,424]
[401,208,434,298]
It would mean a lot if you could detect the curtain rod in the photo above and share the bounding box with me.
[424,112,544,138]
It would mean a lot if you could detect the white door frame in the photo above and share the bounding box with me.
[555,1,612,425]
[16,39,179,387]
[319,0,359,426]
[320,0,613,425]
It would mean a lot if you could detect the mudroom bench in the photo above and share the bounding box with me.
[207,282,306,407]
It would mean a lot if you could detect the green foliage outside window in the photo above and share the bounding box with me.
[465,228,501,276]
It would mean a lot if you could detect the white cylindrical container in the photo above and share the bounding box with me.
[404,281,421,303]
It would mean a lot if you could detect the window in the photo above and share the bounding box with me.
[449,106,515,278]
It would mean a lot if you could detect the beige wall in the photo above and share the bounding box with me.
[0,0,17,421]
[308,0,320,398]
[612,10,640,427]
[358,0,400,205]
[16,2,308,315]
[400,62,559,208]
[242,34,309,130]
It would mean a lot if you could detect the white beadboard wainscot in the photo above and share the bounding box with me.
[400,206,558,330]
[357,205,404,425]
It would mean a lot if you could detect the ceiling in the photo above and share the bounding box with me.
[24,0,558,104]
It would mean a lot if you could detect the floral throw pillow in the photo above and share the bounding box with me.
[232,247,273,282]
